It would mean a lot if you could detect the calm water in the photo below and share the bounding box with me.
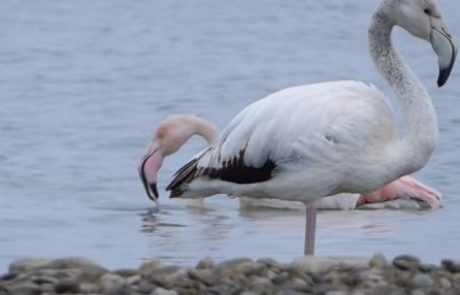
[1,0,460,271]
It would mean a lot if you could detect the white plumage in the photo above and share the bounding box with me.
[173,81,399,202]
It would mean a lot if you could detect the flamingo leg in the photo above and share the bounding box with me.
[304,206,317,255]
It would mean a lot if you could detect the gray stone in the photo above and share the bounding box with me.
[232,262,264,276]
[288,277,311,292]
[357,268,385,285]
[292,256,368,274]
[100,273,126,293]
[369,254,387,268]
[196,256,215,269]
[54,277,80,294]
[271,271,289,285]
[9,258,51,273]
[79,282,99,293]
[149,266,181,277]
[166,269,195,289]
[26,258,108,283]
[7,282,41,295]
[442,259,460,273]
[250,277,273,291]
[215,258,253,270]
[393,255,421,270]
[37,283,54,293]
[439,277,452,289]
[31,275,59,285]
[151,287,178,295]
[411,273,434,288]
[187,268,215,286]
[215,259,263,278]
[36,268,82,285]
[266,269,278,280]
[256,257,285,269]
[46,257,106,271]
[126,274,142,285]
[277,289,308,295]
[147,266,182,289]
[136,280,157,293]
[138,260,163,276]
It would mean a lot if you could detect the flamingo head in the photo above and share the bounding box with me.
[357,175,441,210]
[383,0,457,86]
[139,115,209,202]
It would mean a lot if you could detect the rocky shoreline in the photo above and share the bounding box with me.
[1,254,459,294]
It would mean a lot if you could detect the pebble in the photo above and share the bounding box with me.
[393,255,421,270]
[138,260,163,276]
[152,287,178,295]
[99,273,126,293]
[1,255,459,294]
[411,273,434,288]
[439,277,452,289]
[196,256,215,269]
[9,258,51,273]
[442,259,460,273]
[54,278,80,293]
[369,253,387,268]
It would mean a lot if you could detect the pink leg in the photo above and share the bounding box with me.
[304,206,317,255]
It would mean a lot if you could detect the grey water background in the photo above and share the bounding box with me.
[1,0,460,271]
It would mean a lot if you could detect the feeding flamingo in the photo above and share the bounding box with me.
[139,115,441,210]
[140,0,457,255]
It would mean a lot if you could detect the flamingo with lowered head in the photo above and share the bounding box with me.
[140,0,457,255]
[139,115,441,210]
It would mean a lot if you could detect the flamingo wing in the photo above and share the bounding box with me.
[167,81,395,199]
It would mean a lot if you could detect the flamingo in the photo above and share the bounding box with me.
[141,0,457,255]
[139,115,441,210]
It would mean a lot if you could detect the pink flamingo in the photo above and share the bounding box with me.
[139,115,441,211]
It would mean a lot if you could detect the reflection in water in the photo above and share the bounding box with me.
[138,199,422,264]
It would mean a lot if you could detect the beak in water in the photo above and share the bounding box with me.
[139,142,163,203]
[430,20,458,87]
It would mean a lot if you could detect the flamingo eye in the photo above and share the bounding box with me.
[423,8,431,15]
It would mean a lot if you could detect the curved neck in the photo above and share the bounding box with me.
[369,10,438,173]
[192,118,218,145]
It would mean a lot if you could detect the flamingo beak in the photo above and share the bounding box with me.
[139,142,163,203]
[430,20,457,87]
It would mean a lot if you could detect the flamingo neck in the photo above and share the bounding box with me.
[369,10,438,174]
[192,118,218,145]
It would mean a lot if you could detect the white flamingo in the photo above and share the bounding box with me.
[139,115,441,210]
[141,0,457,255]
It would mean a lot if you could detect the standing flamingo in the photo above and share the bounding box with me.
[139,115,441,210]
[142,0,457,255]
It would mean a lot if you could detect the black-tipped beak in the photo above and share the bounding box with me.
[139,165,159,204]
[150,183,159,201]
[430,27,457,87]
[138,144,163,204]
[438,63,455,87]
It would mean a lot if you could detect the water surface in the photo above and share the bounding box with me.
[1,0,460,271]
